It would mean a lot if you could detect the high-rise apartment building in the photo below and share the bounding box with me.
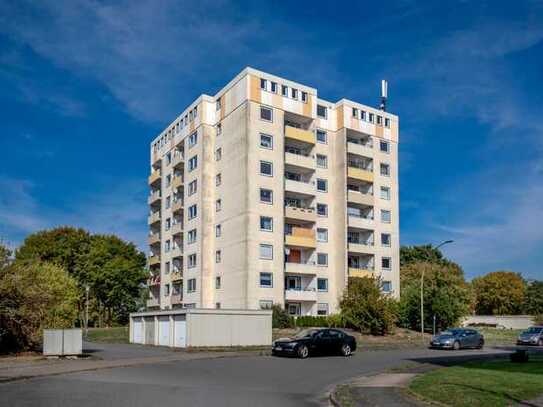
[147,67,399,316]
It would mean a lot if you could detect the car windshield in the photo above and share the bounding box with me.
[525,327,543,334]
[294,329,319,339]
[440,329,462,336]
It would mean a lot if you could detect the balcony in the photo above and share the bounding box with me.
[285,179,315,196]
[149,255,161,267]
[348,242,375,255]
[285,262,318,276]
[347,166,374,182]
[171,271,183,281]
[285,227,316,248]
[147,297,160,308]
[148,171,161,186]
[171,293,183,305]
[172,200,183,213]
[148,273,161,286]
[285,206,316,223]
[285,126,315,145]
[347,141,373,157]
[285,152,315,170]
[171,223,183,236]
[348,268,374,278]
[148,233,161,246]
[171,246,183,258]
[148,190,161,205]
[285,288,317,302]
[172,153,184,168]
[347,190,374,206]
[348,214,374,229]
[148,211,161,225]
[172,175,183,189]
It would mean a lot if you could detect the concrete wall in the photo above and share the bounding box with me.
[130,309,272,348]
[462,315,536,330]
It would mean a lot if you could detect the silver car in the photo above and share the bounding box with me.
[430,328,484,350]
[517,326,543,346]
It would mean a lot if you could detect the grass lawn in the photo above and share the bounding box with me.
[86,327,129,344]
[409,356,543,407]
[475,327,522,346]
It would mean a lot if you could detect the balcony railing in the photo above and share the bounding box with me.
[284,206,316,222]
[285,262,318,275]
[148,233,161,246]
[171,293,183,304]
[284,287,317,302]
[149,255,161,267]
[148,274,161,285]
[148,211,161,225]
[285,227,316,248]
[148,190,161,205]
[285,125,315,144]
[147,297,160,307]
[148,171,161,186]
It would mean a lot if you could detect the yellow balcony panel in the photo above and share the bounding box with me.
[172,200,183,213]
[347,190,374,206]
[347,167,373,182]
[285,206,316,223]
[171,271,183,282]
[148,171,161,186]
[348,268,374,278]
[148,234,161,246]
[172,176,183,189]
[285,126,315,145]
[285,227,316,248]
[149,255,161,267]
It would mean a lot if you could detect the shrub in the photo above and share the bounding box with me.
[272,304,293,329]
[534,315,543,325]
[340,277,398,335]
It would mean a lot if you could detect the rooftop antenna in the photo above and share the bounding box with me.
[379,79,388,111]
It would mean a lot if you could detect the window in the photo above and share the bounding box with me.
[165,261,170,274]
[260,161,273,176]
[165,218,171,230]
[216,99,221,111]
[377,115,383,125]
[317,203,328,217]
[259,244,273,260]
[281,85,288,96]
[369,112,374,123]
[382,257,391,270]
[301,91,307,102]
[382,281,392,292]
[165,195,171,209]
[164,284,170,296]
[380,163,390,176]
[317,303,329,316]
[188,180,197,196]
[381,210,391,223]
[165,240,171,252]
[385,118,390,127]
[188,155,198,172]
[260,188,273,204]
[215,173,222,186]
[188,204,198,220]
[317,178,327,192]
[316,129,327,144]
[381,233,391,247]
[166,152,172,165]
[216,123,222,136]
[380,140,390,153]
[317,253,328,266]
[316,154,328,169]
[215,224,221,237]
[260,216,273,231]
[215,276,221,289]
[317,278,328,292]
[260,78,267,90]
[188,254,197,269]
[215,250,221,263]
[260,133,273,149]
[360,110,366,120]
[270,81,277,93]
[187,229,197,244]
[352,107,358,118]
[317,104,327,119]
[215,148,222,161]
[187,278,196,292]
[215,199,222,212]
[188,132,198,148]
[260,272,273,287]
[380,186,391,200]
[260,300,273,309]
[317,228,328,242]
[291,88,298,99]
[166,174,171,187]
[216,302,221,309]
[260,106,273,121]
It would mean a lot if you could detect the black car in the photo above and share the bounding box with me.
[429,328,484,350]
[272,328,357,358]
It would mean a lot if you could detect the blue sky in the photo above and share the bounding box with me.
[0,1,542,280]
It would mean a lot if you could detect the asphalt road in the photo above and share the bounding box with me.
[0,346,508,407]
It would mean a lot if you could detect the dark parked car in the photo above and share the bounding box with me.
[517,326,543,346]
[272,328,357,358]
[429,328,484,350]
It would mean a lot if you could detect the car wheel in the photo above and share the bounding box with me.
[477,339,484,349]
[453,341,461,350]
[341,344,352,357]
[297,345,309,359]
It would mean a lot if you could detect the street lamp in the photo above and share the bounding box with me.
[85,285,90,338]
[421,240,454,341]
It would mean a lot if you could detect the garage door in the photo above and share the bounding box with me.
[144,317,155,345]
[132,318,143,344]
[158,317,170,346]
[173,316,186,348]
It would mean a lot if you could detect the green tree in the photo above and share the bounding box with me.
[340,277,398,335]
[472,271,525,315]
[524,281,543,315]
[400,244,458,267]
[399,261,472,332]
[0,259,79,353]
[272,304,293,329]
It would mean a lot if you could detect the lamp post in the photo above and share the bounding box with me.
[85,285,90,338]
[421,240,454,341]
